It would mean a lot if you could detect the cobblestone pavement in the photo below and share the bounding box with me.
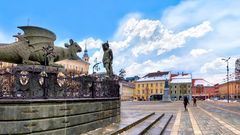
[178,110,194,135]
[203,101,240,112]
[83,101,240,135]
[190,106,235,135]
[198,101,240,130]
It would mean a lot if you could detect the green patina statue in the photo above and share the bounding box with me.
[102,41,113,78]
[0,26,81,66]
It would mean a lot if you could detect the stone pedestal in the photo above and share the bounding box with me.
[162,87,172,102]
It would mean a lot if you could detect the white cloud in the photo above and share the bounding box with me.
[190,48,212,57]
[200,57,237,74]
[78,37,103,50]
[200,58,226,74]
[131,20,212,57]
[36,0,240,84]
[162,0,240,30]
[197,57,239,84]
[126,55,180,77]
[157,0,240,84]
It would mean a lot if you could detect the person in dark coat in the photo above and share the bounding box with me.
[193,97,197,106]
[183,96,189,111]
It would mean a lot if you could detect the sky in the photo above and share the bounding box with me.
[1,0,240,84]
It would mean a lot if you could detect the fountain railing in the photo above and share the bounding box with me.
[0,66,120,99]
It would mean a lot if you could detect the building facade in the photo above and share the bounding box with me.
[218,81,240,99]
[134,71,170,100]
[170,73,192,101]
[119,81,135,101]
[192,79,217,99]
[56,59,89,75]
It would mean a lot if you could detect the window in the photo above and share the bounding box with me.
[188,85,191,88]
[138,90,140,94]
[156,89,158,93]
[175,86,177,88]
[146,84,148,87]
[160,83,162,87]
[142,90,145,94]
[151,83,153,87]
[142,84,144,87]
[156,83,158,86]
[151,89,153,93]
[160,90,162,93]
[175,91,176,94]
[138,84,140,88]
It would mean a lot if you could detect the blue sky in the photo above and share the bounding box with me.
[1,0,240,83]
[0,0,180,39]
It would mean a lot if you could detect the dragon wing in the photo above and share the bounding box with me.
[18,26,56,46]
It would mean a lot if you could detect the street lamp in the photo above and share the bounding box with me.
[92,58,101,74]
[222,57,231,103]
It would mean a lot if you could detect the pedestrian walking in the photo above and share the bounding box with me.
[193,97,197,106]
[183,96,189,111]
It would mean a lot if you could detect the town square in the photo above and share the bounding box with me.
[0,0,240,135]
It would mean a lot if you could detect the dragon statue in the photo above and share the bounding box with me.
[0,26,82,66]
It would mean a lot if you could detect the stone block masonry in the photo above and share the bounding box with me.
[0,98,120,134]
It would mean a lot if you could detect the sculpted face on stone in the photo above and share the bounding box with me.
[57,72,66,87]
[39,71,48,85]
[19,71,29,86]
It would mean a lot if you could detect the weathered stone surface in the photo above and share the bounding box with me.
[0,99,120,134]
[32,116,119,135]
[0,100,120,120]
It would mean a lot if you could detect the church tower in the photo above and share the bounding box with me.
[82,43,89,62]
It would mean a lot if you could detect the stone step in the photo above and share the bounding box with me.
[82,112,155,135]
[145,114,173,135]
[119,113,164,135]
[111,112,155,135]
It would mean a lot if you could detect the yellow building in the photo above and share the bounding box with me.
[134,71,170,100]
[119,81,135,101]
